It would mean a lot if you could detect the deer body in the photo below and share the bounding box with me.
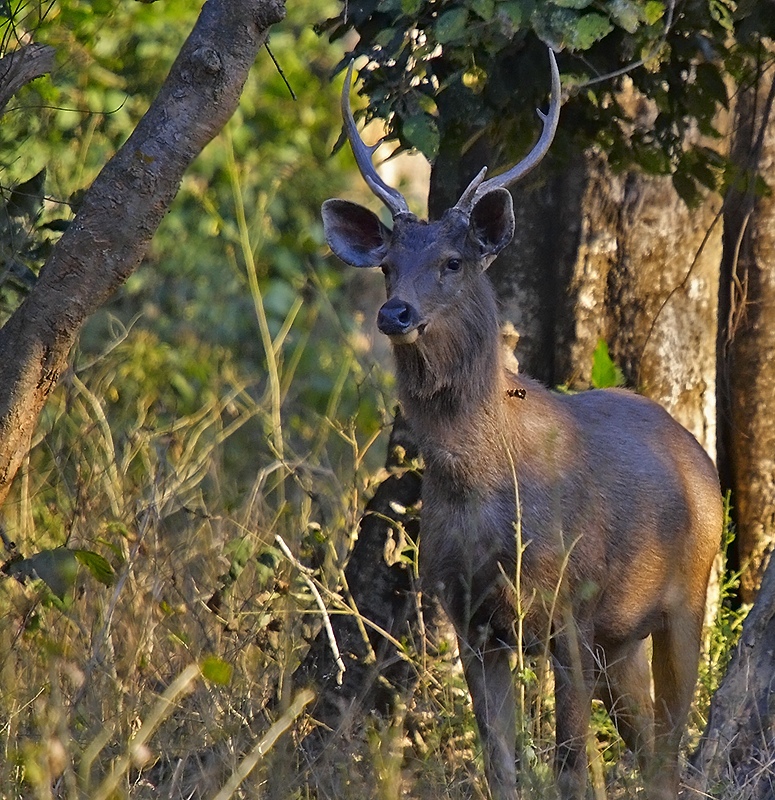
[323,53,721,800]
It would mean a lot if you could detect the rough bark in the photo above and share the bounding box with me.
[0,42,56,117]
[430,147,721,456]
[0,0,286,509]
[685,553,775,799]
[718,66,775,602]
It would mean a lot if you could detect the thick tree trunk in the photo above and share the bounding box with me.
[0,0,286,509]
[718,66,775,602]
[431,147,721,456]
[685,553,775,798]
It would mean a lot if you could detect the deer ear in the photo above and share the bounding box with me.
[322,199,391,268]
[470,189,515,264]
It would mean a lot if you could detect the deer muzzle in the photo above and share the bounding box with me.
[377,297,425,344]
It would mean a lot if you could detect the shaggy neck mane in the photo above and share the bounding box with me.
[391,274,511,488]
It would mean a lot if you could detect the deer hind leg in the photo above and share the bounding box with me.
[552,625,596,800]
[459,636,518,800]
[648,610,704,800]
[596,640,655,776]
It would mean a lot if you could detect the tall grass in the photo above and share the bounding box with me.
[0,168,749,799]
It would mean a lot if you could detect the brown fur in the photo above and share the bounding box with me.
[322,195,722,800]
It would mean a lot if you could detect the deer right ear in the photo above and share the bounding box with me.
[322,199,391,268]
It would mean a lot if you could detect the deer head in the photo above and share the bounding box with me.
[322,49,560,346]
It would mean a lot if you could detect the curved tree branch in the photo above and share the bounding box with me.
[0,0,286,508]
[0,42,56,118]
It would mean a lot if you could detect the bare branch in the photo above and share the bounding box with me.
[0,43,56,118]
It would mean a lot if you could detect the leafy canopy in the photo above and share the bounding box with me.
[319,0,775,204]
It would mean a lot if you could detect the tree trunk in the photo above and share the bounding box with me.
[0,0,286,510]
[718,64,775,603]
[685,552,775,798]
[431,145,721,456]
[293,411,427,796]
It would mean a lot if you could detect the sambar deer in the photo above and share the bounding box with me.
[322,50,722,800]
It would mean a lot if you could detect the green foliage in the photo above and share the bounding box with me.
[318,0,775,201]
[2,546,113,600]
[590,338,625,389]
[200,655,233,686]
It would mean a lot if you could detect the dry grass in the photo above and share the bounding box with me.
[0,190,759,798]
[0,334,758,800]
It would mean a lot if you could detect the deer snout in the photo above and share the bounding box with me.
[377,297,425,344]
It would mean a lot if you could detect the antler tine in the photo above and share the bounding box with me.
[341,61,411,217]
[454,48,562,217]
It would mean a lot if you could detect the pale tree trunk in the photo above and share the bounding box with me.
[718,61,775,603]
[0,0,286,509]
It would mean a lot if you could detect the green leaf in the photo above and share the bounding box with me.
[434,8,469,43]
[7,548,79,599]
[609,0,640,33]
[74,550,115,586]
[672,170,703,208]
[709,0,734,31]
[224,536,255,584]
[591,339,624,389]
[551,0,592,8]
[468,0,495,20]
[643,1,665,24]
[200,656,233,686]
[500,1,526,27]
[634,143,671,175]
[7,169,46,220]
[696,63,729,110]
[567,12,614,49]
[402,112,440,159]
[401,0,423,13]
[375,26,398,47]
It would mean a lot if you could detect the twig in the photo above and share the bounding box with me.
[265,42,296,100]
[275,533,346,684]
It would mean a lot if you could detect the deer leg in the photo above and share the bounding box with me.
[596,640,655,775]
[459,635,517,800]
[648,611,704,800]
[552,625,595,800]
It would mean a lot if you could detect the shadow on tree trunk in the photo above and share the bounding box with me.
[291,410,436,796]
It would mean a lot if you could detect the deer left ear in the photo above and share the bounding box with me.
[470,188,515,265]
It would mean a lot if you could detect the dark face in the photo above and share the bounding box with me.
[321,190,516,345]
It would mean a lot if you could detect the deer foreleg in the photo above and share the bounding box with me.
[459,636,517,800]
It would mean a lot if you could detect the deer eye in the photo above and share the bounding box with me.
[445,258,462,273]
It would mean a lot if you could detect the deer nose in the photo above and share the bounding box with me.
[377,297,421,337]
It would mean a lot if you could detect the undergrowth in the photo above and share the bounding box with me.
[0,173,750,800]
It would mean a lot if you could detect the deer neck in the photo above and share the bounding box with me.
[391,280,517,492]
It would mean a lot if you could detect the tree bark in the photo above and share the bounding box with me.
[0,43,56,117]
[685,553,775,799]
[293,411,427,796]
[0,0,286,509]
[718,64,775,602]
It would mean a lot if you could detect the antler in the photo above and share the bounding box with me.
[453,48,561,217]
[341,61,411,218]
